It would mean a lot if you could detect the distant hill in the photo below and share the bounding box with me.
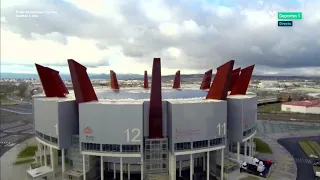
[0,72,319,81]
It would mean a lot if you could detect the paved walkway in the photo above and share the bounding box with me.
[0,137,37,180]
[255,130,320,180]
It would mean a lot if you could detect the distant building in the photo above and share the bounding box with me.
[281,99,320,114]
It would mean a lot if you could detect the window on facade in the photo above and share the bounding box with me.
[43,134,50,141]
[174,142,191,150]
[122,145,140,152]
[102,144,120,152]
[51,137,58,144]
[36,131,43,138]
[193,140,208,149]
[210,137,224,146]
[151,153,160,159]
[82,143,100,151]
[162,144,167,149]
[243,127,254,137]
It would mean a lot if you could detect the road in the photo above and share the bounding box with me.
[0,103,32,114]
[7,96,32,104]
[277,136,320,180]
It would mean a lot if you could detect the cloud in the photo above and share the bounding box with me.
[0,0,319,76]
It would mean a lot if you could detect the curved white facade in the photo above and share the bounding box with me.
[33,89,257,180]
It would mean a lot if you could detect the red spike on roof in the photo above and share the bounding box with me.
[35,64,65,98]
[200,69,213,90]
[229,68,241,91]
[50,69,66,95]
[57,75,69,94]
[68,59,98,103]
[230,65,255,95]
[173,70,181,89]
[144,71,149,89]
[110,70,120,90]
[46,67,69,94]
[206,60,235,100]
[148,58,163,139]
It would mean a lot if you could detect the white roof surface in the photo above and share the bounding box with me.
[35,87,253,103]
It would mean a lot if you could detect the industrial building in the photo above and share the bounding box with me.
[281,99,320,114]
[28,58,257,180]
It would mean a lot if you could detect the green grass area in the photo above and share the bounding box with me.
[308,141,320,158]
[298,141,320,159]
[14,159,35,165]
[17,146,38,158]
[253,138,272,153]
[295,88,320,93]
[0,98,20,106]
[258,103,281,113]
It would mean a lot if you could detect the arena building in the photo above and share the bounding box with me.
[28,58,257,180]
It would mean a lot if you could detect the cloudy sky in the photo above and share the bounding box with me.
[1,0,319,76]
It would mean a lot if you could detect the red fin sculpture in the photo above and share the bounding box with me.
[50,68,67,95]
[35,64,65,97]
[229,68,241,91]
[173,70,181,89]
[144,71,149,89]
[68,59,98,103]
[200,69,213,90]
[148,58,163,138]
[57,75,69,94]
[206,60,234,100]
[110,70,120,90]
[230,65,255,95]
[47,67,69,94]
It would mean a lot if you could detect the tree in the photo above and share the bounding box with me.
[17,82,29,97]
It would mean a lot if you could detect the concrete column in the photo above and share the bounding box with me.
[251,138,254,156]
[39,143,43,165]
[190,154,193,180]
[128,164,130,180]
[50,147,54,171]
[206,152,209,180]
[62,149,65,173]
[120,157,123,180]
[244,140,247,160]
[220,149,224,180]
[249,138,252,156]
[203,155,206,171]
[179,161,182,177]
[44,145,47,166]
[141,156,144,180]
[101,156,104,180]
[83,154,86,180]
[237,142,240,163]
[113,162,116,179]
[169,152,176,180]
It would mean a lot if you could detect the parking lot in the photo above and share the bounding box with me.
[0,106,33,157]
[257,120,320,134]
